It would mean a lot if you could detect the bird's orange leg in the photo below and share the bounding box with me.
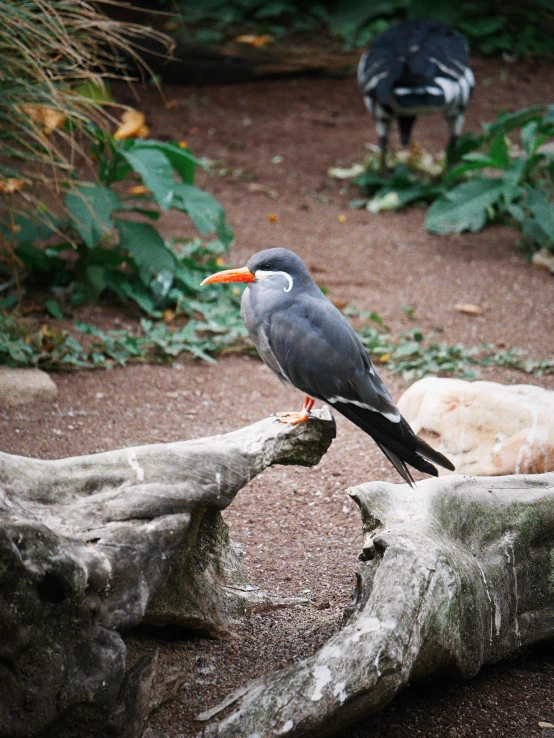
[275,396,315,425]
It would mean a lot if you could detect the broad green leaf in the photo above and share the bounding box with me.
[16,242,66,277]
[522,218,550,248]
[117,220,177,286]
[2,213,57,245]
[119,146,176,210]
[521,120,539,154]
[172,183,233,246]
[122,139,199,185]
[104,271,160,315]
[85,264,107,300]
[426,178,504,234]
[483,105,544,139]
[45,299,63,320]
[458,16,505,38]
[73,81,114,103]
[525,189,554,242]
[65,184,121,247]
[502,159,525,202]
[489,135,511,169]
[329,0,403,27]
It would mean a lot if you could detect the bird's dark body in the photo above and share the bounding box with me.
[241,248,454,484]
[357,19,474,163]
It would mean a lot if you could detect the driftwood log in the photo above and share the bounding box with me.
[197,472,554,738]
[0,410,335,738]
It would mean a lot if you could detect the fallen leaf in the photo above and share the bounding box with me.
[179,141,188,149]
[454,303,484,316]
[128,185,149,196]
[328,164,365,179]
[22,104,65,134]
[380,353,391,363]
[0,178,26,194]
[215,257,224,266]
[234,34,272,47]
[367,191,401,213]
[247,183,278,199]
[338,214,347,223]
[532,248,554,274]
[165,100,178,110]
[268,213,278,223]
[189,127,200,135]
[332,299,347,310]
[163,309,176,323]
[114,110,149,140]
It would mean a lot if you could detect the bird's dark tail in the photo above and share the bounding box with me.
[333,402,454,487]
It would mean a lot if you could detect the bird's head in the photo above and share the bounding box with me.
[201,248,310,293]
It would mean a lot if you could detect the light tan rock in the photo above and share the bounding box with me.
[397,377,554,476]
[0,367,57,408]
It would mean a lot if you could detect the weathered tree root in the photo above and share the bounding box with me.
[0,409,335,738]
[197,473,554,738]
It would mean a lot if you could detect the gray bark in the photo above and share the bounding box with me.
[0,409,335,738]
[197,472,554,738]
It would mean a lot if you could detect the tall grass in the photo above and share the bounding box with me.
[0,0,171,292]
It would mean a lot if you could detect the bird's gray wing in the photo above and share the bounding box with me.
[265,294,400,423]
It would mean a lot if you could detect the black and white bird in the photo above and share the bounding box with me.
[357,19,475,171]
[202,248,454,485]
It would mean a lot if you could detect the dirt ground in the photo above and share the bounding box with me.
[3,56,554,737]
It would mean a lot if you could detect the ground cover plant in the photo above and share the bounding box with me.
[335,104,554,255]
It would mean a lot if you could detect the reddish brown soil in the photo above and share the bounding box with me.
[2,56,554,737]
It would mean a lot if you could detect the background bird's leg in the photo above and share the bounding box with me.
[275,395,314,425]
[397,115,416,148]
[375,117,391,176]
[445,111,464,168]
[446,134,458,169]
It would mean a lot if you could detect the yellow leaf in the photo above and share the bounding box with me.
[114,110,148,140]
[379,353,391,363]
[128,185,149,195]
[338,214,347,223]
[454,303,484,316]
[163,309,176,323]
[215,257,224,266]
[234,34,272,47]
[22,105,65,134]
[268,213,278,223]
[179,141,188,149]
[0,178,26,194]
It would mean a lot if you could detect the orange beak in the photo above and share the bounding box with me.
[201,266,255,285]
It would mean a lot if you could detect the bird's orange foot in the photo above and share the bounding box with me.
[274,411,311,425]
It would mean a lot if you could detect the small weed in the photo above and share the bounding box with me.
[2,305,552,378]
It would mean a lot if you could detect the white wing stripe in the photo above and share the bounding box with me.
[327,396,401,423]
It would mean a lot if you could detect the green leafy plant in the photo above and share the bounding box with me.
[4,305,552,378]
[0,309,247,371]
[3,123,237,318]
[352,162,444,213]
[336,104,554,255]
[348,308,554,381]
[426,105,554,247]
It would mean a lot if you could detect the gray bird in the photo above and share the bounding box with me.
[202,247,454,485]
